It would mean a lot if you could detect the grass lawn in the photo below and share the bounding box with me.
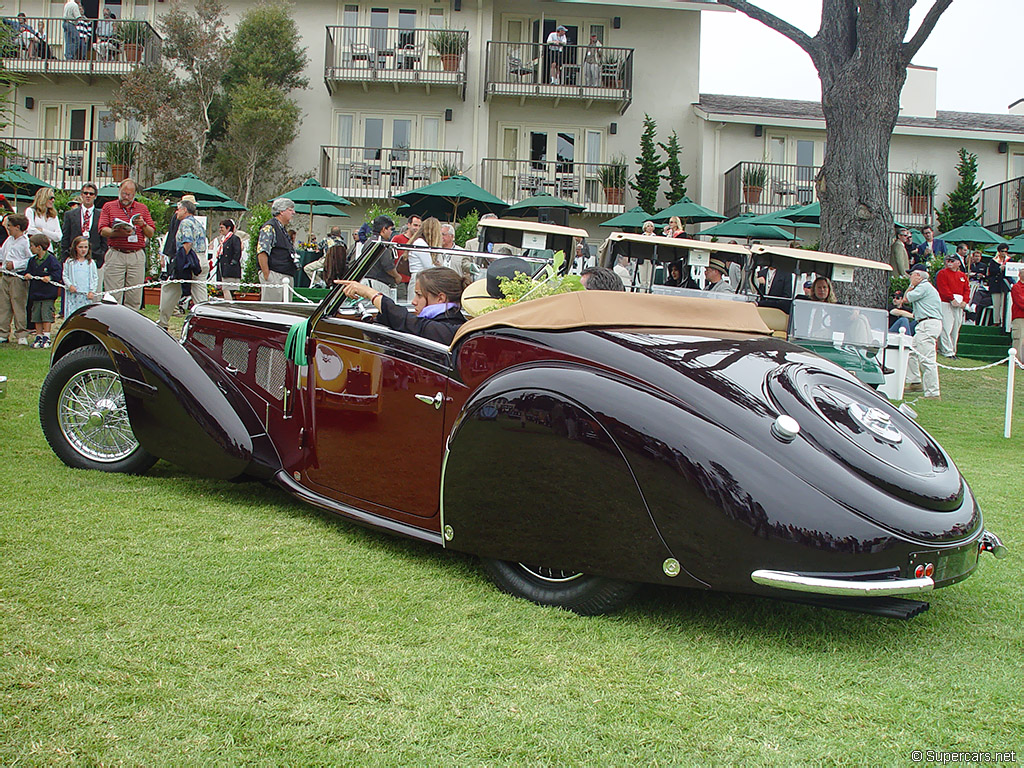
[2,315,1022,765]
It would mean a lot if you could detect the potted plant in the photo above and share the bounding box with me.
[429,30,467,72]
[436,157,461,180]
[742,164,768,205]
[115,20,151,63]
[105,138,137,182]
[599,155,628,205]
[900,171,937,215]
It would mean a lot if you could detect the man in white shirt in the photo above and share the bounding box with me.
[63,0,83,60]
[1,213,33,344]
[546,25,568,85]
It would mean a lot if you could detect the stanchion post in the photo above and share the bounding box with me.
[1006,348,1017,439]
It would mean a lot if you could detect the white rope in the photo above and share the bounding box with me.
[903,345,1013,372]
[1,269,319,304]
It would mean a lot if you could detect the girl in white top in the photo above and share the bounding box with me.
[25,187,63,245]
[407,216,443,303]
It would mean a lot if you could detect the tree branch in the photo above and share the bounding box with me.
[903,0,953,62]
[716,0,816,57]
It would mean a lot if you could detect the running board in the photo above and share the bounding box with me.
[772,594,931,619]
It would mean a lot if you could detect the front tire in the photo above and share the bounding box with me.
[40,345,157,474]
[482,559,638,616]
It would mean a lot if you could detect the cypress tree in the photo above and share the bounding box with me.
[630,114,664,214]
[937,148,983,232]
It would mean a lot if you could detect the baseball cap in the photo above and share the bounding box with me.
[909,263,929,274]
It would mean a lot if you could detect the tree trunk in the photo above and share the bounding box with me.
[817,42,906,307]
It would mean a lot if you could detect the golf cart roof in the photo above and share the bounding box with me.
[750,244,892,274]
[478,218,589,239]
[607,232,750,265]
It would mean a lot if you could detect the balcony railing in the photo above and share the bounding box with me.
[480,158,630,214]
[484,41,633,114]
[0,16,161,74]
[319,146,464,200]
[1,137,143,191]
[324,26,467,97]
[723,161,935,227]
[980,176,1024,237]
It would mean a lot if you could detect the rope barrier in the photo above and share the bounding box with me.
[1,269,318,304]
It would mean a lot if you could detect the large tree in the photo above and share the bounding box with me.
[718,0,953,306]
[108,0,231,179]
[223,3,309,92]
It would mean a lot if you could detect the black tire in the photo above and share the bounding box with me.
[39,345,157,474]
[482,559,639,616]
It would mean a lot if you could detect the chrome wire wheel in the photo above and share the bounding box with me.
[57,367,138,463]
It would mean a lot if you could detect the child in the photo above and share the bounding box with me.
[25,233,62,348]
[63,235,99,316]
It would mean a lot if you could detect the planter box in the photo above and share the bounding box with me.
[143,285,160,307]
[743,185,763,205]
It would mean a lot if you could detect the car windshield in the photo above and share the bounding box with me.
[788,301,889,349]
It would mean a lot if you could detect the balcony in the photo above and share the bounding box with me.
[484,42,632,114]
[980,177,1024,237]
[324,26,467,98]
[0,137,143,190]
[480,158,630,215]
[1,17,161,76]
[723,161,935,228]
[319,146,464,200]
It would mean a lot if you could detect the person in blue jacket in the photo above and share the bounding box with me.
[25,233,63,348]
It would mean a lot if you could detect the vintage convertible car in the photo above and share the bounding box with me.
[39,240,1005,617]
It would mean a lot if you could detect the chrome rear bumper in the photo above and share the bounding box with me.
[751,569,934,597]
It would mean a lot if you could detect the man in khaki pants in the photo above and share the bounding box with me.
[97,178,156,310]
[0,213,32,344]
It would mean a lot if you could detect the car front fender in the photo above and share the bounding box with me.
[52,303,254,480]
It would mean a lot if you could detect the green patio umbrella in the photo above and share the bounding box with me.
[191,194,247,212]
[599,206,653,230]
[144,172,233,203]
[747,207,820,229]
[503,191,584,218]
[393,175,507,220]
[649,196,724,225]
[95,182,121,201]
[0,165,51,208]
[936,220,1006,246]
[699,213,798,242]
[274,178,354,234]
[984,234,1024,255]
[783,201,820,224]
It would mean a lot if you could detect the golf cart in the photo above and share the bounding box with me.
[600,233,894,387]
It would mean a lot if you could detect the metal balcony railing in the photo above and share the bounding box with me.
[484,41,633,113]
[480,158,631,213]
[723,161,936,228]
[0,137,143,191]
[319,146,464,199]
[0,16,161,74]
[324,26,467,96]
[980,176,1024,237]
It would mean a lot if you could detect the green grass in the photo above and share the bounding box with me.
[2,321,1023,765]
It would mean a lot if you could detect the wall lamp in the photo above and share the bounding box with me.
[754,124,763,137]
[445,108,453,122]
[609,122,618,135]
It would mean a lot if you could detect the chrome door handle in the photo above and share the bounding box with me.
[415,391,444,410]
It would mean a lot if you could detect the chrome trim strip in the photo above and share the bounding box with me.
[751,569,935,596]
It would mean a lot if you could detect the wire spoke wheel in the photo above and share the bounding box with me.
[516,564,585,584]
[58,367,138,462]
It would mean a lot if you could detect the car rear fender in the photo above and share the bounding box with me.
[52,304,255,480]
[441,364,701,587]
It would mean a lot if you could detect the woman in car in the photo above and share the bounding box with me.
[338,266,469,345]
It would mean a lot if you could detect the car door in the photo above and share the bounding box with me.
[305,313,451,520]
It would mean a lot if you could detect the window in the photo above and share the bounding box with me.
[336,114,353,146]
[1013,152,1024,180]
[428,8,445,30]
[398,9,416,47]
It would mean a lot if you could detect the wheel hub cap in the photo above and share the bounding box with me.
[58,368,139,463]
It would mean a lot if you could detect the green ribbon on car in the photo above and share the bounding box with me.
[284,317,310,367]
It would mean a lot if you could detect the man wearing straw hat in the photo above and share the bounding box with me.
[704,257,732,294]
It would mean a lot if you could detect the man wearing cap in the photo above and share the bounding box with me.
[704,257,732,294]
[546,25,568,85]
[935,252,969,358]
[257,198,298,302]
[987,243,1011,328]
[901,263,942,398]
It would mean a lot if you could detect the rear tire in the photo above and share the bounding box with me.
[39,345,157,474]
[482,559,638,615]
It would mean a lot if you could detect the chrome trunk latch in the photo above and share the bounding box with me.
[415,391,444,410]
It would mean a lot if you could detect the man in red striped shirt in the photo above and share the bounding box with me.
[935,252,970,358]
[98,178,156,310]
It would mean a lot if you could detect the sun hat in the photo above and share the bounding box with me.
[707,257,728,274]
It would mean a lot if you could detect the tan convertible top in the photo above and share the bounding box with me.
[452,290,771,346]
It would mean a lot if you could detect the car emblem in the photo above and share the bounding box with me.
[847,402,903,444]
